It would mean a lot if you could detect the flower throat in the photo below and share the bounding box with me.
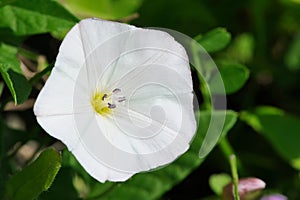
[91,88,125,116]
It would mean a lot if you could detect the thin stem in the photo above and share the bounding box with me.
[229,154,240,200]
[191,41,212,110]
[219,137,235,159]
[29,62,54,85]
[199,75,212,110]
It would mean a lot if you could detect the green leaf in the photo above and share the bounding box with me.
[0,0,78,36]
[240,106,300,170]
[226,33,255,63]
[85,110,237,200]
[0,43,31,104]
[210,63,249,94]
[4,148,62,200]
[38,167,79,200]
[196,28,231,53]
[59,0,143,20]
[285,33,300,71]
[209,173,232,196]
[1,69,32,104]
[0,43,20,72]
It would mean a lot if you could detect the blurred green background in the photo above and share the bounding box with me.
[1,0,300,199]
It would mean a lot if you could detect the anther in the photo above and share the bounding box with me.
[108,103,116,109]
[102,94,108,101]
[112,88,121,93]
[117,96,126,102]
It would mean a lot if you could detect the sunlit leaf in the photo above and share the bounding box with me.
[59,0,143,20]
[226,33,255,63]
[240,106,300,170]
[0,0,78,36]
[196,28,231,53]
[209,173,232,196]
[4,148,62,200]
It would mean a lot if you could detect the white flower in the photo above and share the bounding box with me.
[34,18,196,182]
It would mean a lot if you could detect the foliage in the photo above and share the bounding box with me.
[4,148,61,200]
[0,0,300,199]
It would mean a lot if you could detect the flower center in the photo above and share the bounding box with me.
[91,88,125,116]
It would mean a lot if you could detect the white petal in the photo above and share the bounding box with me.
[74,24,196,173]
[78,18,135,56]
[34,18,137,117]
[36,113,134,182]
[78,18,136,90]
[83,28,192,91]
[73,112,191,173]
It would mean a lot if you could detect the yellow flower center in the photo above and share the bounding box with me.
[91,88,125,116]
[91,91,113,116]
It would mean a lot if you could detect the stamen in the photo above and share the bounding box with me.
[102,93,108,101]
[108,103,116,109]
[92,88,125,116]
[112,88,121,93]
[117,96,126,102]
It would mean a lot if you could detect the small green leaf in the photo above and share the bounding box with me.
[209,173,232,196]
[240,106,300,170]
[4,148,62,200]
[0,43,32,104]
[0,0,78,36]
[84,110,237,200]
[196,28,231,53]
[210,63,249,94]
[226,33,255,63]
[1,69,32,104]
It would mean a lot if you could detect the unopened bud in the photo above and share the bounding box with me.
[222,177,266,200]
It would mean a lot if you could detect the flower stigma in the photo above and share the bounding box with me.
[91,88,125,116]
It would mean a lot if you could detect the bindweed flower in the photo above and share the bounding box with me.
[34,18,196,182]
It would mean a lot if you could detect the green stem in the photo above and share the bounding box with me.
[219,137,235,158]
[229,154,240,200]
[29,62,54,85]
[199,75,212,110]
[191,41,212,110]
